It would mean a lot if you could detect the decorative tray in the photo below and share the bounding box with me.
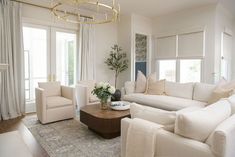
[110,101,130,110]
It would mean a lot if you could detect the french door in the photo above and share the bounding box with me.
[23,24,77,113]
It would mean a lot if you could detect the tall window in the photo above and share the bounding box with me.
[23,27,48,102]
[180,59,201,83]
[221,33,232,80]
[159,60,176,82]
[23,24,77,113]
[56,32,77,86]
[157,59,202,83]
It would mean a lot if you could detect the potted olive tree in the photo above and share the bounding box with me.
[105,44,128,101]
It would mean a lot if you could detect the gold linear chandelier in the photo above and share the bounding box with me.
[51,0,120,24]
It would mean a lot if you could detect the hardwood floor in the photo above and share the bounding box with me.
[0,115,49,157]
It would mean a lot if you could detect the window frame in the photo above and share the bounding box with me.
[157,58,204,83]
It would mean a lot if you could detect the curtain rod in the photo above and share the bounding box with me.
[10,0,93,19]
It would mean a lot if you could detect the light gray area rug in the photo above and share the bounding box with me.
[23,115,121,157]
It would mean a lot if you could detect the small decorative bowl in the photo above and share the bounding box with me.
[110,101,130,111]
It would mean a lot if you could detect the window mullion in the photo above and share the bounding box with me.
[176,59,180,82]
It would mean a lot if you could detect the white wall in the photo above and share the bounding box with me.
[94,23,118,86]
[22,4,78,30]
[131,14,153,79]
[233,20,235,80]
[117,14,152,87]
[152,4,217,83]
[117,15,132,89]
[214,4,234,82]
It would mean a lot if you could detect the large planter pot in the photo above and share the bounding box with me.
[111,89,121,101]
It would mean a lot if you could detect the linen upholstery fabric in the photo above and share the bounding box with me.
[124,81,135,95]
[206,114,235,157]
[123,93,206,111]
[155,129,215,157]
[208,89,232,104]
[126,118,163,157]
[135,71,147,93]
[165,81,194,99]
[228,94,235,114]
[76,80,99,109]
[38,82,61,97]
[0,131,33,157]
[146,79,165,95]
[193,83,216,102]
[121,118,215,157]
[145,72,156,93]
[130,103,176,131]
[175,99,231,142]
[36,82,75,124]
[46,96,72,109]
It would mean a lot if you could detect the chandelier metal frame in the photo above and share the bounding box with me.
[51,0,120,24]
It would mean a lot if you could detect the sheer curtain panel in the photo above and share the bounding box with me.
[78,18,95,81]
[0,0,25,120]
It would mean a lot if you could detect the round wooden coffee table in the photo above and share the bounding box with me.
[80,104,130,139]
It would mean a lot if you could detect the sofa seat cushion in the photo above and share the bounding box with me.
[123,94,206,111]
[193,83,216,103]
[47,96,72,109]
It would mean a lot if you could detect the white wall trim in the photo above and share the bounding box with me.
[22,17,79,31]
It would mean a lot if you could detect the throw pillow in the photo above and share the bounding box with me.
[144,72,156,93]
[146,79,165,95]
[175,99,231,142]
[207,79,235,105]
[208,89,233,104]
[135,71,147,93]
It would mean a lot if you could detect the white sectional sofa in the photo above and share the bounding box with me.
[122,81,216,111]
[121,95,235,157]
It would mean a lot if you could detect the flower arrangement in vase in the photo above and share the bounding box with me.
[92,82,116,110]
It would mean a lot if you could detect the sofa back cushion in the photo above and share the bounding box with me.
[38,81,61,97]
[130,103,176,132]
[193,83,216,103]
[165,81,194,99]
[175,99,231,142]
[135,71,147,93]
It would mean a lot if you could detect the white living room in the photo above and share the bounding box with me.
[0,0,235,157]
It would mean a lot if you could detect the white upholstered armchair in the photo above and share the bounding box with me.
[76,80,99,109]
[35,81,75,124]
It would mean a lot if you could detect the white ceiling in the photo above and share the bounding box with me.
[21,0,235,18]
[220,0,235,18]
[118,0,218,17]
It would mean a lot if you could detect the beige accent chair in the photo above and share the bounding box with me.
[35,81,75,124]
[76,80,99,109]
